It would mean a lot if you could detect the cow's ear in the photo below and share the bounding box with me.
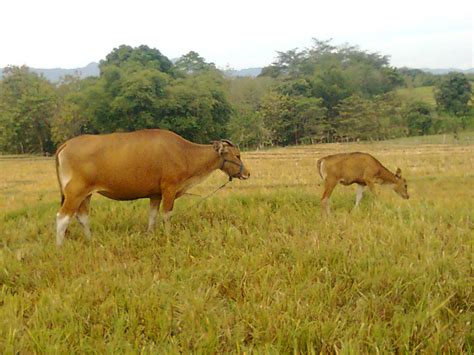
[395,168,402,178]
[213,141,226,155]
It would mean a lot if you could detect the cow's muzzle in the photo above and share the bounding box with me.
[220,159,249,180]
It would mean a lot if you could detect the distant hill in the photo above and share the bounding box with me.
[1,63,472,82]
[0,62,263,81]
[224,67,262,77]
[0,62,100,82]
[419,68,474,75]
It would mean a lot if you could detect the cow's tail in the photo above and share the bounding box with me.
[55,143,67,207]
[317,158,325,180]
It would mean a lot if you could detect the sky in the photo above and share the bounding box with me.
[1,0,473,70]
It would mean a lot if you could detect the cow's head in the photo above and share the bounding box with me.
[393,168,409,199]
[213,140,250,180]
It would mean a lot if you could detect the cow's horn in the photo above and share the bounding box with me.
[220,139,235,147]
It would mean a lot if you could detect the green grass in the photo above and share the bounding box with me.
[396,86,436,105]
[385,131,474,145]
[1,143,473,353]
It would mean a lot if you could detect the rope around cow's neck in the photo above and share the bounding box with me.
[170,178,232,219]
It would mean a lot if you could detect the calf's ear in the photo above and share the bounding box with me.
[395,168,402,178]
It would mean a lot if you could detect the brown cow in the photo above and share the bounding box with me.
[55,129,250,245]
[317,152,408,214]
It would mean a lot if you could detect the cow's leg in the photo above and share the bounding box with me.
[355,184,365,207]
[148,196,162,232]
[56,213,71,247]
[162,189,176,233]
[56,181,88,246]
[321,180,337,215]
[76,195,92,240]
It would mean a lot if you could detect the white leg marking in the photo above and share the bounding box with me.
[77,213,91,240]
[322,198,330,215]
[355,184,365,206]
[163,211,173,220]
[56,213,71,246]
[163,211,173,233]
[148,207,158,232]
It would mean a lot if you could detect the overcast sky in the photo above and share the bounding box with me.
[1,0,472,70]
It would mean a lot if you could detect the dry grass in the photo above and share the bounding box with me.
[1,138,473,353]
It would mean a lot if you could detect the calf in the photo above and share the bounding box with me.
[317,152,409,214]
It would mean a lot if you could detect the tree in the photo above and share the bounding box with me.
[100,45,173,74]
[404,101,433,136]
[174,51,216,75]
[227,112,271,149]
[259,38,403,121]
[373,93,406,139]
[84,46,173,133]
[397,67,439,87]
[258,92,294,145]
[0,66,57,154]
[108,68,169,131]
[335,95,379,141]
[159,72,232,142]
[292,96,328,144]
[435,73,472,120]
[226,76,274,148]
[51,76,96,144]
[258,92,327,145]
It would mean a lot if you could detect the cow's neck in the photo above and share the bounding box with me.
[185,144,221,178]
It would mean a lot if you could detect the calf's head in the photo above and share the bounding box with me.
[213,140,250,180]
[393,168,409,199]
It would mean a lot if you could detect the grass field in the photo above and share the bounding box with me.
[396,86,436,106]
[1,137,473,352]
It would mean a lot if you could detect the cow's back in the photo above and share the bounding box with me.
[57,130,189,200]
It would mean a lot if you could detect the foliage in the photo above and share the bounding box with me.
[174,51,217,76]
[159,73,232,142]
[256,39,407,143]
[435,73,472,118]
[397,67,439,87]
[51,76,97,144]
[396,86,436,106]
[261,38,403,106]
[99,44,173,74]
[1,41,473,154]
[0,66,57,154]
[335,95,379,140]
[372,93,407,138]
[403,101,434,136]
[258,92,327,145]
[50,46,232,145]
[226,77,275,148]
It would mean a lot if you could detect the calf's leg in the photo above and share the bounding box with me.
[355,184,365,207]
[321,180,337,215]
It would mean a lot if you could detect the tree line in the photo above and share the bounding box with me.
[0,40,472,154]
